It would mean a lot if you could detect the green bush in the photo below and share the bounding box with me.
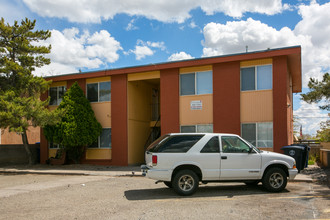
[44,82,102,163]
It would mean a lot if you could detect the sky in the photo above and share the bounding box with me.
[1,0,329,136]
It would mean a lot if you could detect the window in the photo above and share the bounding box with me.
[221,136,250,153]
[49,86,66,106]
[201,136,220,153]
[180,71,212,95]
[241,64,272,91]
[87,81,111,102]
[181,124,213,133]
[150,135,204,153]
[241,122,273,148]
[49,143,63,149]
[88,128,112,148]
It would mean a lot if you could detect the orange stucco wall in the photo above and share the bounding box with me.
[179,94,213,125]
[240,90,273,122]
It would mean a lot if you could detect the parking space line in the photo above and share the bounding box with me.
[155,197,235,202]
[268,195,330,200]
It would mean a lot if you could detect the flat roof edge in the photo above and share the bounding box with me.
[45,45,301,81]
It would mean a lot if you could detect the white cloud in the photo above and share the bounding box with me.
[34,28,122,76]
[293,100,329,135]
[130,45,154,60]
[126,19,139,31]
[168,52,194,61]
[22,0,287,23]
[202,2,330,87]
[199,0,283,18]
[126,40,166,60]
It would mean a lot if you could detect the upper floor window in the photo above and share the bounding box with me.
[87,81,111,102]
[241,64,272,91]
[49,86,66,106]
[180,71,212,95]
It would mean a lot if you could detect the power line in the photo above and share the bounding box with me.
[296,116,329,118]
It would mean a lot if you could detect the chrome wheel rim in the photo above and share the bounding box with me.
[269,172,284,189]
[178,175,194,192]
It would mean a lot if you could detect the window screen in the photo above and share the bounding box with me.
[257,65,272,90]
[257,123,273,148]
[99,81,111,102]
[196,71,212,94]
[241,123,256,146]
[100,128,111,148]
[197,124,213,133]
[49,87,58,105]
[180,73,195,95]
[241,67,255,91]
[181,126,196,133]
[87,83,98,102]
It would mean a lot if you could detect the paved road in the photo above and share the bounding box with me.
[0,174,329,220]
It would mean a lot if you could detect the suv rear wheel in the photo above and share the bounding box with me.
[262,167,287,192]
[164,181,172,188]
[172,170,199,196]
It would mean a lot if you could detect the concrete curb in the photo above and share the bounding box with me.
[0,169,144,177]
[0,169,312,182]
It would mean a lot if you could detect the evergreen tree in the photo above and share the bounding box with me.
[301,73,330,110]
[44,82,102,163]
[0,18,59,165]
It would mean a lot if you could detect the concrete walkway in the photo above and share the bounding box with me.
[0,164,142,177]
[0,164,322,183]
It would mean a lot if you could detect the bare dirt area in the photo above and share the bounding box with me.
[0,174,329,220]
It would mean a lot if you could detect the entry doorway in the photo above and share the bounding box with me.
[127,78,160,165]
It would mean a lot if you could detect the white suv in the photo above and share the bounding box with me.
[141,133,298,196]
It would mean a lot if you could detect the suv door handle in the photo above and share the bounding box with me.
[221,156,227,159]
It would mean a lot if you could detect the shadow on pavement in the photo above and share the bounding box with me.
[124,184,290,201]
[0,164,141,172]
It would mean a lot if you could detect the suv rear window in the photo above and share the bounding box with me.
[148,135,204,153]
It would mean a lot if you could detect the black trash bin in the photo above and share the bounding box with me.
[281,145,306,172]
[291,144,310,168]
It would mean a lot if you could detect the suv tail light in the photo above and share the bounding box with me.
[152,155,158,166]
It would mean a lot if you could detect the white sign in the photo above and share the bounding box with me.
[191,100,202,110]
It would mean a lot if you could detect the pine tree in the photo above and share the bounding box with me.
[0,18,59,165]
[301,73,330,110]
[44,82,102,163]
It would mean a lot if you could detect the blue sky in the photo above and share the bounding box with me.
[1,0,329,135]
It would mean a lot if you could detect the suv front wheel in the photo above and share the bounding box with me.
[172,170,199,196]
[262,167,287,192]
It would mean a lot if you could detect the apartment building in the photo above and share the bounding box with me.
[40,46,302,166]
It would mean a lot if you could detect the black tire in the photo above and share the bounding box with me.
[262,167,287,192]
[244,180,260,186]
[164,181,172,188]
[172,170,199,196]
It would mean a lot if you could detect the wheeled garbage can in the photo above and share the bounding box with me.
[281,145,307,173]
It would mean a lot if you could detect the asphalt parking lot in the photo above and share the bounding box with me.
[0,172,329,220]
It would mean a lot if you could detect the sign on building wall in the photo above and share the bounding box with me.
[190,100,202,110]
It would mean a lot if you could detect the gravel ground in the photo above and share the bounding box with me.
[0,173,329,219]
